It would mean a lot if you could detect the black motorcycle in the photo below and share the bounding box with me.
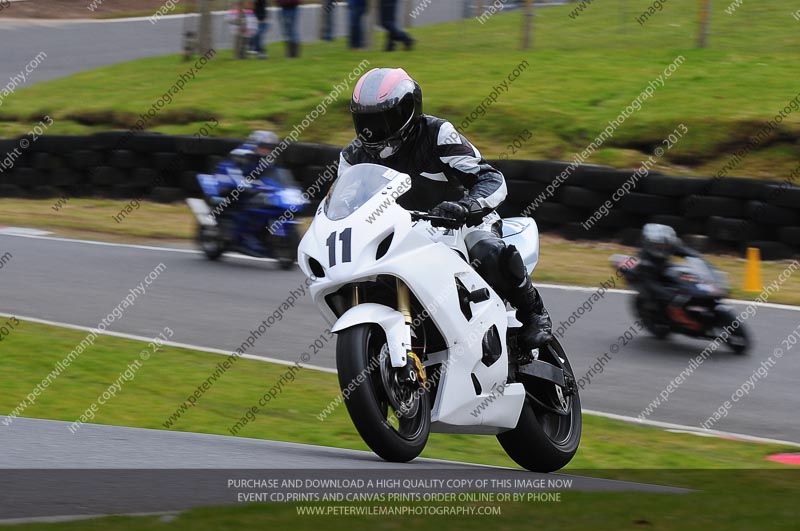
[610,254,750,354]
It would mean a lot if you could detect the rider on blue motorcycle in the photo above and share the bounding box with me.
[339,68,552,349]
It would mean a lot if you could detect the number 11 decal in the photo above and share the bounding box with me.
[326,228,352,267]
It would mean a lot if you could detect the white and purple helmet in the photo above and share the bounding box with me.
[350,68,423,157]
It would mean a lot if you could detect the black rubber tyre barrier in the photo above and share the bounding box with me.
[707,216,755,243]
[0,184,23,197]
[203,155,225,172]
[30,185,62,199]
[32,152,63,171]
[91,166,126,186]
[149,186,186,203]
[180,170,202,194]
[0,139,18,157]
[130,168,161,187]
[519,161,580,185]
[291,165,329,187]
[742,240,795,261]
[648,214,702,235]
[506,179,550,201]
[108,150,141,169]
[618,192,679,215]
[593,209,639,230]
[574,168,641,192]
[68,150,103,169]
[532,202,585,224]
[110,183,148,199]
[641,175,711,197]
[25,135,89,154]
[50,168,81,186]
[681,195,746,218]
[617,227,643,247]
[10,168,46,188]
[152,152,183,171]
[301,143,342,167]
[711,177,769,200]
[764,184,800,210]
[559,221,610,241]
[176,136,241,156]
[493,160,539,182]
[125,133,179,153]
[746,200,799,226]
[90,131,136,151]
[556,186,607,208]
[778,227,800,247]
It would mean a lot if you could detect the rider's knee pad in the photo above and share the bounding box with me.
[469,238,528,297]
[500,244,527,288]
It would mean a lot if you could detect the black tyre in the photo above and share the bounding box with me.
[633,294,670,339]
[197,224,225,260]
[336,324,430,463]
[497,338,581,473]
[717,308,750,355]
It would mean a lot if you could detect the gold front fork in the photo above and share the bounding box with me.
[396,278,426,384]
[396,278,412,325]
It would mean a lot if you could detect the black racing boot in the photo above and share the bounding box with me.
[508,278,553,351]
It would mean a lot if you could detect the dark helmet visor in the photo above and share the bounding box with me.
[353,96,415,144]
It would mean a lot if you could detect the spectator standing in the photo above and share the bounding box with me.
[252,0,269,59]
[348,0,367,49]
[322,0,336,41]
[276,0,301,57]
[380,0,413,51]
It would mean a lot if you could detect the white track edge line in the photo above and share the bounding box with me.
[4,312,798,448]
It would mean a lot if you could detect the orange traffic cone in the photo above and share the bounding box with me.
[743,247,763,292]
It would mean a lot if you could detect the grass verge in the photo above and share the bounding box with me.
[0,320,795,468]
[2,1,799,179]
[0,320,797,529]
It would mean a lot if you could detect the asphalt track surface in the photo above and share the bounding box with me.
[0,233,798,444]
[0,416,688,520]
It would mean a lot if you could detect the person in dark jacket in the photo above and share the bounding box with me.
[251,0,268,59]
[379,0,414,51]
[635,223,701,315]
[322,0,336,41]
[276,0,301,57]
[348,0,367,49]
[339,68,553,350]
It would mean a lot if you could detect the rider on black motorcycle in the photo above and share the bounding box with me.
[339,67,552,349]
[636,223,701,314]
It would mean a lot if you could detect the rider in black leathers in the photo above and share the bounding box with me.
[340,67,552,349]
[636,223,701,315]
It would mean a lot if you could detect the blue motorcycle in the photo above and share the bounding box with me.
[187,143,307,269]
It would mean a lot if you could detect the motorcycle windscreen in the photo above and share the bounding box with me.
[324,164,406,221]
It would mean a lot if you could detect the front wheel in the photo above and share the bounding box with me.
[197,224,225,260]
[336,324,430,462]
[717,308,750,354]
[497,337,582,472]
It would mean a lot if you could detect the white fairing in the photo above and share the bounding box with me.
[298,164,539,433]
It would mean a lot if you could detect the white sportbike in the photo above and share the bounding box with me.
[298,164,581,472]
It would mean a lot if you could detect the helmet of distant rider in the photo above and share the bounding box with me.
[350,68,423,159]
[641,223,678,260]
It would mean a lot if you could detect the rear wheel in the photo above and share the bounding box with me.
[497,338,581,472]
[336,324,430,462]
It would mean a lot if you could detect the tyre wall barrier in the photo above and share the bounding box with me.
[1,133,797,257]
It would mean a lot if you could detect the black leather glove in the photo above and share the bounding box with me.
[430,201,468,228]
